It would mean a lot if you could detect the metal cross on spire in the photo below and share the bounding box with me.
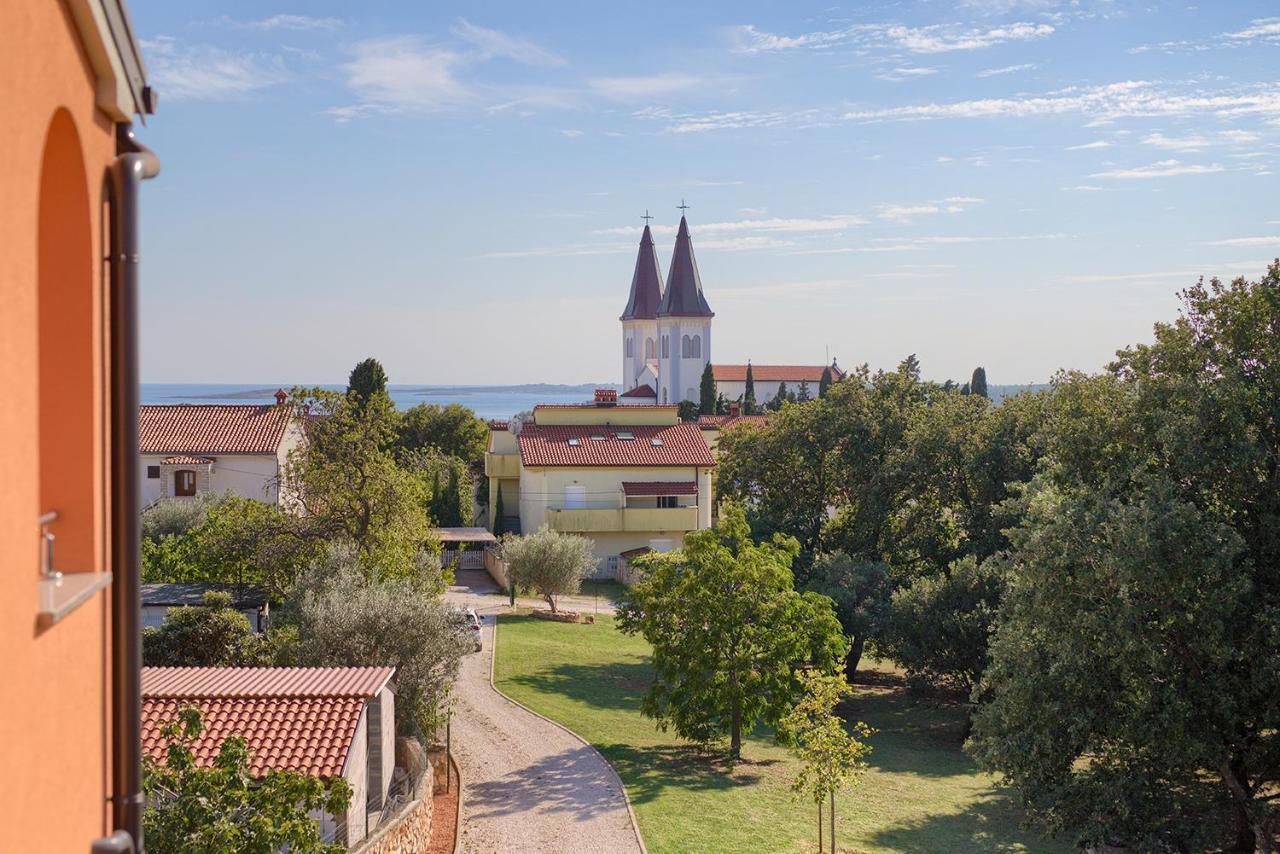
[641,209,653,224]
[677,199,690,214]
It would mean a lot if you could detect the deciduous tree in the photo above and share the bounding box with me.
[617,504,847,758]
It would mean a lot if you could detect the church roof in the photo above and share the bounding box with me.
[657,216,713,318]
[620,224,663,321]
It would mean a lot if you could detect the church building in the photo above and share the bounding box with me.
[619,213,843,406]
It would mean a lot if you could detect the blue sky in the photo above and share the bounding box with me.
[131,0,1280,386]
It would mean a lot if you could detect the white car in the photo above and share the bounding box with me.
[450,607,482,653]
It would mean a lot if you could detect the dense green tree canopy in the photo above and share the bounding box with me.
[346,357,388,407]
[618,504,847,758]
[397,402,489,469]
[970,267,1280,852]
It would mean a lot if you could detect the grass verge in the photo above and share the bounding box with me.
[493,613,1069,854]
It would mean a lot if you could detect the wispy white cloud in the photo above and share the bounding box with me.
[976,63,1038,78]
[330,37,468,119]
[1224,18,1280,43]
[636,106,829,134]
[210,14,342,32]
[1055,270,1197,284]
[888,22,1054,53]
[1063,184,1108,191]
[844,81,1280,123]
[1141,129,1263,151]
[141,36,288,100]
[877,66,939,82]
[588,73,706,100]
[594,215,866,237]
[1066,140,1111,150]
[560,129,584,138]
[729,21,1053,55]
[1202,235,1280,247]
[1091,159,1224,179]
[451,19,565,66]
[877,196,982,222]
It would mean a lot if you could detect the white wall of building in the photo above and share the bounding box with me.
[139,453,280,508]
[656,318,711,404]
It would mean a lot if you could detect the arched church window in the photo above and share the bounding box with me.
[662,388,668,404]
[692,335,702,358]
[681,335,691,358]
[686,387,696,402]
[662,336,669,358]
[625,337,633,358]
[645,338,655,360]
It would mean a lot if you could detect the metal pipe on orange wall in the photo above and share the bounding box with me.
[109,123,159,850]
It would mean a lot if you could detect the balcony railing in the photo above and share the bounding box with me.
[484,452,521,478]
[546,505,699,533]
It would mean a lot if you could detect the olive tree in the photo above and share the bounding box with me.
[499,526,597,613]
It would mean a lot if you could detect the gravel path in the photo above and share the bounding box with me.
[444,574,641,854]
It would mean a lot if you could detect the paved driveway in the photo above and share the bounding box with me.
[444,574,640,853]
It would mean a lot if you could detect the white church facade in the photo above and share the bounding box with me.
[619,214,842,405]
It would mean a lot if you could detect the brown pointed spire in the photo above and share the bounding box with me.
[620,224,663,320]
[658,216,714,318]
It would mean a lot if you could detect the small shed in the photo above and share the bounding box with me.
[141,582,270,632]
[431,527,499,570]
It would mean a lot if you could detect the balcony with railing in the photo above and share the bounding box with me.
[545,501,699,533]
[484,452,521,478]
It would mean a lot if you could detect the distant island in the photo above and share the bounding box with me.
[174,382,620,400]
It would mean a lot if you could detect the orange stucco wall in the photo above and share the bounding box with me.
[0,1,120,848]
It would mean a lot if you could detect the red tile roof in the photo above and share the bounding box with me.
[712,364,845,383]
[140,405,292,455]
[141,667,393,779]
[161,455,214,465]
[518,423,714,467]
[622,481,698,496]
[619,384,657,398]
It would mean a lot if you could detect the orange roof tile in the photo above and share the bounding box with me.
[161,455,214,465]
[141,667,393,779]
[697,414,771,430]
[140,405,291,455]
[712,364,845,383]
[518,423,714,468]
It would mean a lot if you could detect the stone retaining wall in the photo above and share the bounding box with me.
[350,739,434,854]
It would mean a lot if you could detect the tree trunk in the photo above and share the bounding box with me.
[546,592,557,613]
[730,702,742,759]
[1232,803,1257,852]
[844,634,866,683]
[830,790,836,854]
[818,801,823,853]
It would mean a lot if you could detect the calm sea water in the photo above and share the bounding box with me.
[140,384,605,420]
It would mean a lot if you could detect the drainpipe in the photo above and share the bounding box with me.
[108,123,159,851]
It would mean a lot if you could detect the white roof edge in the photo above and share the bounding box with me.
[65,0,151,121]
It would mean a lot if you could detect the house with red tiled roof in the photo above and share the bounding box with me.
[485,394,715,579]
[142,666,396,846]
[713,361,846,408]
[138,389,306,509]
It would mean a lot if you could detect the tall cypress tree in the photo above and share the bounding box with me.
[699,362,717,416]
[493,485,507,536]
[797,379,811,402]
[970,367,989,399]
[429,469,443,524]
[818,367,833,398]
[744,362,757,414]
[771,381,789,411]
[443,466,464,526]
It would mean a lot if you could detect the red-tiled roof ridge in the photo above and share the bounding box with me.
[619,384,657,398]
[140,404,292,455]
[712,364,845,383]
[518,422,714,467]
[142,666,394,699]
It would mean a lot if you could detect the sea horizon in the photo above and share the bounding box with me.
[140,382,618,420]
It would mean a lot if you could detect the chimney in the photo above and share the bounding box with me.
[273,388,288,406]
[728,402,741,418]
[594,388,618,407]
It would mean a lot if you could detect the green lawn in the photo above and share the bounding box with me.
[493,613,1069,854]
